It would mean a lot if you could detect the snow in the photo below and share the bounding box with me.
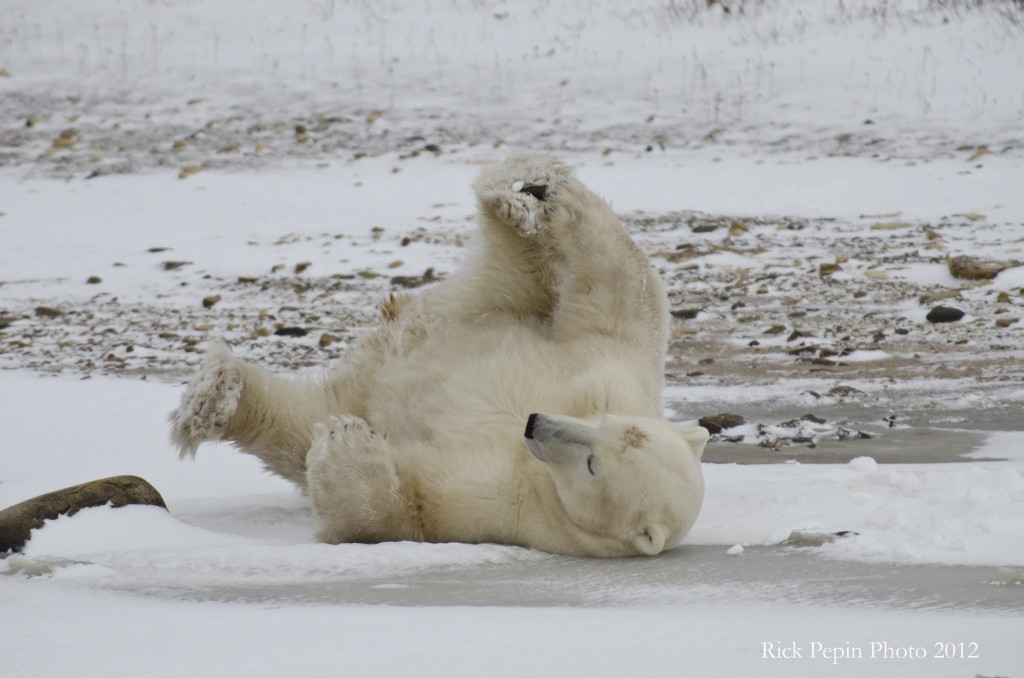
[3,0,1024,676]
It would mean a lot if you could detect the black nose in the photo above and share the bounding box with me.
[524,413,539,439]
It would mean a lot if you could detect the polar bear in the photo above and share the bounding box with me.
[170,154,707,557]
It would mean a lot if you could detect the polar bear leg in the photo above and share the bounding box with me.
[539,173,668,357]
[475,154,574,240]
[306,415,405,544]
[452,155,580,319]
[470,154,666,352]
[169,342,244,456]
[169,342,343,488]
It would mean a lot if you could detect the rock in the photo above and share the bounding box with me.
[34,306,64,318]
[964,147,992,163]
[758,437,790,450]
[202,295,222,309]
[919,288,961,305]
[826,385,866,399]
[784,529,859,547]
[50,128,79,150]
[319,333,341,348]
[837,427,875,440]
[391,267,439,289]
[926,306,965,323]
[698,413,746,434]
[274,327,308,337]
[947,255,1020,281]
[995,317,1019,328]
[0,476,167,553]
[294,261,312,275]
[86,276,102,285]
[819,263,841,278]
[670,308,701,320]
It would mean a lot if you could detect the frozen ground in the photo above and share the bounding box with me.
[2,1,1024,676]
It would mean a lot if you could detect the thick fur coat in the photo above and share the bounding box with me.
[170,155,707,557]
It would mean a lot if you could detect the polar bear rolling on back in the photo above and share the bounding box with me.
[170,155,707,557]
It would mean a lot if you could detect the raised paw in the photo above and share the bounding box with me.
[515,182,548,201]
[479,189,545,236]
[169,342,244,457]
[474,154,574,236]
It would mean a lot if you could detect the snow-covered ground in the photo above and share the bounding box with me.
[2,1,1023,676]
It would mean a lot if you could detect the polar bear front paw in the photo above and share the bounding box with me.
[169,342,244,457]
[476,154,574,238]
[480,187,546,237]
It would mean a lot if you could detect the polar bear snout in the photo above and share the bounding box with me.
[523,413,596,465]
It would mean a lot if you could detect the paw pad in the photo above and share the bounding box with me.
[514,182,548,201]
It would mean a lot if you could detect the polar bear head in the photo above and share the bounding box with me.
[524,412,707,557]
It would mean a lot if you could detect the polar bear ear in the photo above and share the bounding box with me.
[634,523,668,556]
[677,425,710,460]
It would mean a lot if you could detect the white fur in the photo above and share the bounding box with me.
[169,154,707,557]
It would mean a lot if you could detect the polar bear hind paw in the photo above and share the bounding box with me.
[169,342,243,457]
[308,415,400,543]
[325,414,378,447]
[309,415,390,474]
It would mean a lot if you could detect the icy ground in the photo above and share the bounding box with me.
[2,1,1024,676]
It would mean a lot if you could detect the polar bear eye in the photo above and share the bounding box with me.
[586,454,597,476]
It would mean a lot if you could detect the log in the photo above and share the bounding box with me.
[0,475,167,553]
